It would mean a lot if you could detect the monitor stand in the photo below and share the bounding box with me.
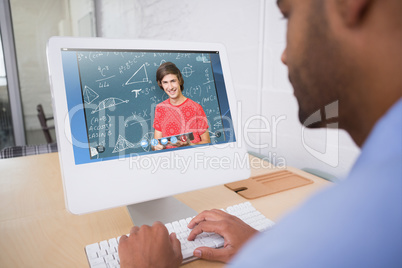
[127,196,198,226]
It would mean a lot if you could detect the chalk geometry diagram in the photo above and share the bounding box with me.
[112,135,135,153]
[124,115,150,129]
[83,85,99,104]
[91,97,129,114]
[182,66,194,78]
[125,64,148,85]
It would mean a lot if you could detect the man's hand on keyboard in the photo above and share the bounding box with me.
[187,209,258,263]
[118,221,183,268]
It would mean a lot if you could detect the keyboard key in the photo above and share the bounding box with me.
[91,263,108,268]
[86,243,100,254]
[109,238,118,248]
[113,253,120,262]
[89,257,105,267]
[193,240,202,247]
[105,254,115,262]
[98,249,108,257]
[213,237,225,248]
[99,240,109,250]
[108,246,117,254]
[178,232,187,240]
[87,252,98,260]
[204,241,217,248]
[165,223,174,234]
[182,248,194,259]
[179,219,188,228]
[172,221,181,232]
[109,260,119,267]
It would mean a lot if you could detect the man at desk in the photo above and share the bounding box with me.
[119,0,402,267]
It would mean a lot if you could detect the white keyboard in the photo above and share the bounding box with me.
[85,202,275,267]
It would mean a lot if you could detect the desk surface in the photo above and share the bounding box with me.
[0,153,331,267]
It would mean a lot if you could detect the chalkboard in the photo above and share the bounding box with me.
[76,50,226,159]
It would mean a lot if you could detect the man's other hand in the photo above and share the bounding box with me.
[118,222,182,268]
[187,209,258,263]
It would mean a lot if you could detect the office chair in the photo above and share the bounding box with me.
[36,104,55,143]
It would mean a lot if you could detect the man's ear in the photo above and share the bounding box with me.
[336,0,373,26]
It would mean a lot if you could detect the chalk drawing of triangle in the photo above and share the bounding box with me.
[125,64,149,85]
[91,97,129,114]
[112,135,135,153]
[83,85,99,104]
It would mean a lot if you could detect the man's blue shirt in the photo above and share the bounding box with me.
[231,99,402,267]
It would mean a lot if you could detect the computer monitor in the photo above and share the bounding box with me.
[47,37,250,224]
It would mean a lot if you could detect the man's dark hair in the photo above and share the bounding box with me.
[156,62,184,91]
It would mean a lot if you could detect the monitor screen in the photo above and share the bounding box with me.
[61,49,236,165]
[47,37,249,215]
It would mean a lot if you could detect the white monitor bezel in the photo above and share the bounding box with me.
[47,37,250,215]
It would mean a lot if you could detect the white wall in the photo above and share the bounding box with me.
[96,0,360,180]
[69,0,96,36]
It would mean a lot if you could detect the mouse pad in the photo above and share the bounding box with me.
[225,170,313,199]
